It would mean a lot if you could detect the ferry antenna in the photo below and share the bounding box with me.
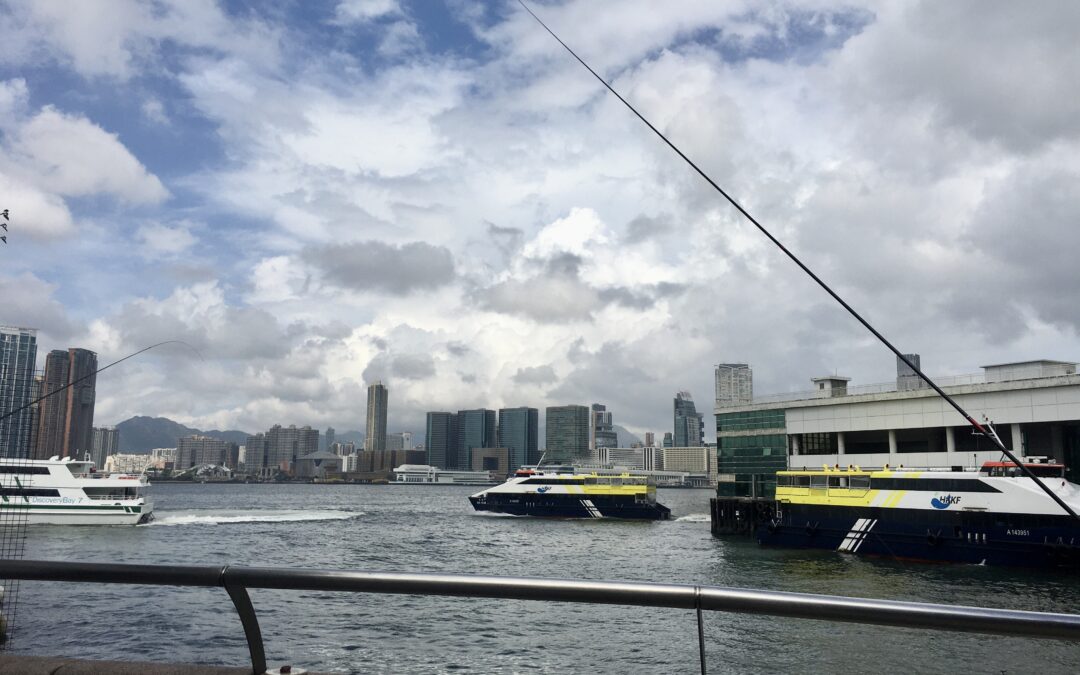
[516,0,1079,522]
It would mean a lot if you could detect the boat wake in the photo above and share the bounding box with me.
[143,510,363,526]
[674,513,710,523]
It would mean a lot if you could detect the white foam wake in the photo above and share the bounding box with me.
[674,513,710,523]
[144,510,362,526]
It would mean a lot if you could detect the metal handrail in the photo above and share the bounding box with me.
[2,559,1079,675]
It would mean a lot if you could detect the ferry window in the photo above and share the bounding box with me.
[796,475,811,487]
[777,475,791,487]
[0,488,61,497]
[849,476,870,490]
[827,477,848,488]
[810,475,828,489]
[0,466,50,475]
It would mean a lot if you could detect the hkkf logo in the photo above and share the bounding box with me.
[930,494,961,509]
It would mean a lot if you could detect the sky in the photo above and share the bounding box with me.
[2,0,1079,443]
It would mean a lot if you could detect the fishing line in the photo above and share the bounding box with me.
[517,0,1078,521]
[0,340,204,425]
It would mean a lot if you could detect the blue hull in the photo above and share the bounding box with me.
[469,494,671,520]
[757,505,1080,569]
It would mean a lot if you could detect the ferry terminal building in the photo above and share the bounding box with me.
[715,359,1080,498]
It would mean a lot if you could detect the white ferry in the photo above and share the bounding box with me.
[760,460,1080,567]
[0,457,153,525]
[469,465,671,520]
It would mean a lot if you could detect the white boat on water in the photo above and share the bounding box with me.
[0,456,153,525]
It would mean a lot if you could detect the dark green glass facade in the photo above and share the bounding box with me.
[716,409,786,498]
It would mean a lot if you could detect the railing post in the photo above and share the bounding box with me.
[695,586,707,675]
[222,568,267,675]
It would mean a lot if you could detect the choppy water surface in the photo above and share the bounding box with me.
[10,484,1080,673]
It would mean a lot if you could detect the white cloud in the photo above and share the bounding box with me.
[333,0,403,24]
[11,107,168,203]
[141,98,169,125]
[135,222,197,256]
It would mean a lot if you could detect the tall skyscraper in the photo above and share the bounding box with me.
[385,431,412,451]
[63,348,97,459]
[674,391,704,447]
[425,412,458,469]
[457,409,496,470]
[325,426,336,450]
[645,431,655,447]
[35,349,69,459]
[591,403,618,450]
[244,424,318,477]
[715,364,753,405]
[0,326,37,458]
[34,347,97,459]
[545,405,590,463]
[365,381,388,451]
[90,426,120,468]
[498,407,539,468]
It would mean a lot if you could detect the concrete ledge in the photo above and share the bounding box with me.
[0,654,324,674]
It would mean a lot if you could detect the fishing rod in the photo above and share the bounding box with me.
[0,340,203,425]
[517,0,1079,522]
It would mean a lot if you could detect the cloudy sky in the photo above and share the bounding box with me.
[2,0,1078,443]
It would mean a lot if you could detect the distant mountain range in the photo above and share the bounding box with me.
[116,416,251,453]
[114,416,640,454]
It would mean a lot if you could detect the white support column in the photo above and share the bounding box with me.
[836,432,846,455]
[945,426,955,453]
[791,434,800,456]
[1011,424,1023,457]
[888,429,898,456]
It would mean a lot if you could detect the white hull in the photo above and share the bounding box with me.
[14,505,153,525]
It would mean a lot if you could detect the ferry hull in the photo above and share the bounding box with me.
[2,503,153,526]
[757,505,1080,569]
[470,494,671,520]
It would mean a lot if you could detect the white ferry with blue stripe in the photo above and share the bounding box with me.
[469,466,671,520]
[759,460,1080,568]
[0,457,153,525]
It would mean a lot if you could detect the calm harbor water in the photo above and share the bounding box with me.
[9,483,1080,673]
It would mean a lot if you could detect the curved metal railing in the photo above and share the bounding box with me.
[2,559,1079,674]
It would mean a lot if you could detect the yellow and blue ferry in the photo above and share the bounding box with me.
[759,460,1080,567]
[469,466,671,520]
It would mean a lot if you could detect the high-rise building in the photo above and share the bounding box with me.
[90,426,120,468]
[34,347,97,459]
[35,349,69,459]
[591,403,618,450]
[325,426,336,450]
[385,431,412,451]
[244,424,318,477]
[457,409,496,470]
[498,407,539,468]
[896,353,925,391]
[663,432,673,448]
[365,381,388,451]
[715,364,753,405]
[644,431,655,447]
[176,435,238,470]
[63,348,97,459]
[545,405,590,463]
[425,412,458,469]
[0,326,37,458]
[674,391,704,447]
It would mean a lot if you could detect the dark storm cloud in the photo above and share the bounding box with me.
[512,364,557,385]
[304,240,455,294]
[487,222,524,258]
[446,341,471,357]
[624,214,673,243]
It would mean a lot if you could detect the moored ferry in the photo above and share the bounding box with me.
[759,460,1080,568]
[469,466,671,520]
[0,457,153,525]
